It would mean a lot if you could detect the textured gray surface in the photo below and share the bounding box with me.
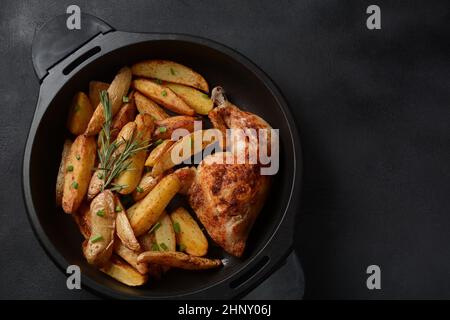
[0,0,449,299]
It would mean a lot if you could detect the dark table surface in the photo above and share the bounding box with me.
[0,0,449,299]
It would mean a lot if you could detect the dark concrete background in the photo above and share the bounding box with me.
[0,0,449,299]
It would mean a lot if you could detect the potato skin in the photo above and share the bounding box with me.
[62,135,96,214]
[56,139,72,206]
[114,241,147,275]
[89,81,109,107]
[115,196,141,251]
[67,92,94,135]
[132,172,162,201]
[132,79,195,116]
[101,256,148,286]
[131,60,209,92]
[128,173,181,236]
[134,91,168,121]
[153,116,196,141]
[144,140,174,167]
[170,207,208,256]
[165,83,213,115]
[137,251,222,270]
[85,67,132,136]
[110,97,137,141]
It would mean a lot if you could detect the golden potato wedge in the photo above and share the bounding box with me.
[73,202,91,239]
[132,172,163,201]
[131,60,209,92]
[82,190,115,266]
[56,139,72,206]
[110,98,137,141]
[153,116,196,140]
[173,167,196,195]
[89,81,109,107]
[115,114,154,194]
[115,196,141,251]
[85,67,132,136]
[144,140,174,167]
[170,207,208,256]
[87,169,103,201]
[134,91,168,120]
[62,135,96,214]
[137,251,222,270]
[127,173,181,236]
[154,213,176,252]
[151,129,220,177]
[165,83,213,115]
[114,241,147,275]
[67,92,94,135]
[132,79,195,116]
[101,256,148,286]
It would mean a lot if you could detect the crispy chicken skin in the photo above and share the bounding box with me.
[188,87,272,257]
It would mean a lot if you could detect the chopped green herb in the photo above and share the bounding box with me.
[178,244,186,252]
[97,172,103,180]
[96,209,105,217]
[122,96,129,103]
[115,205,122,213]
[159,242,168,251]
[91,235,103,243]
[76,155,81,160]
[170,68,176,75]
[136,186,144,193]
[173,222,181,234]
[202,93,209,99]
[161,90,167,97]
[148,221,161,234]
[158,126,167,133]
[72,181,78,189]
[155,79,162,85]
[154,139,163,146]
[151,243,160,251]
[66,165,74,172]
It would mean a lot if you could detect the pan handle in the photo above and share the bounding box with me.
[31,13,113,81]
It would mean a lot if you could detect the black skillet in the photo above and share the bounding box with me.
[22,13,302,299]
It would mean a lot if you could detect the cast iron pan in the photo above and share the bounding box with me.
[22,13,302,299]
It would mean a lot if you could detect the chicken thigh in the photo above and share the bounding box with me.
[188,87,272,257]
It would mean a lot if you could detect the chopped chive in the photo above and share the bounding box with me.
[151,243,160,251]
[76,155,81,160]
[115,205,122,213]
[178,244,186,252]
[158,126,167,133]
[122,96,129,103]
[136,186,144,193]
[161,90,167,97]
[173,222,181,234]
[72,181,78,189]
[159,242,168,251]
[91,235,103,243]
[155,79,162,85]
[96,209,105,217]
[97,172,103,179]
[170,68,176,75]
[154,139,163,146]
[66,165,74,172]
[148,221,161,234]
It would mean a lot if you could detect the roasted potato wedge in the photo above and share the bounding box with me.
[170,207,208,256]
[132,172,163,201]
[165,83,213,115]
[154,213,176,252]
[82,190,115,266]
[62,135,96,214]
[151,129,220,177]
[56,139,72,206]
[101,256,148,286]
[85,67,132,136]
[87,169,104,201]
[110,98,137,141]
[137,251,222,270]
[73,202,91,239]
[153,116,196,140]
[131,60,208,92]
[144,140,174,167]
[67,92,94,135]
[115,196,141,251]
[134,91,168,120]
[89,81,109,107]
[127,173,181,236]
[115,114,154,194]
[132,79,195,116]
[114,241,147,275]
[173,167,196,195]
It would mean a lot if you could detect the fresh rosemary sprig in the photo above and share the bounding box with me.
[97,90,151,191]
